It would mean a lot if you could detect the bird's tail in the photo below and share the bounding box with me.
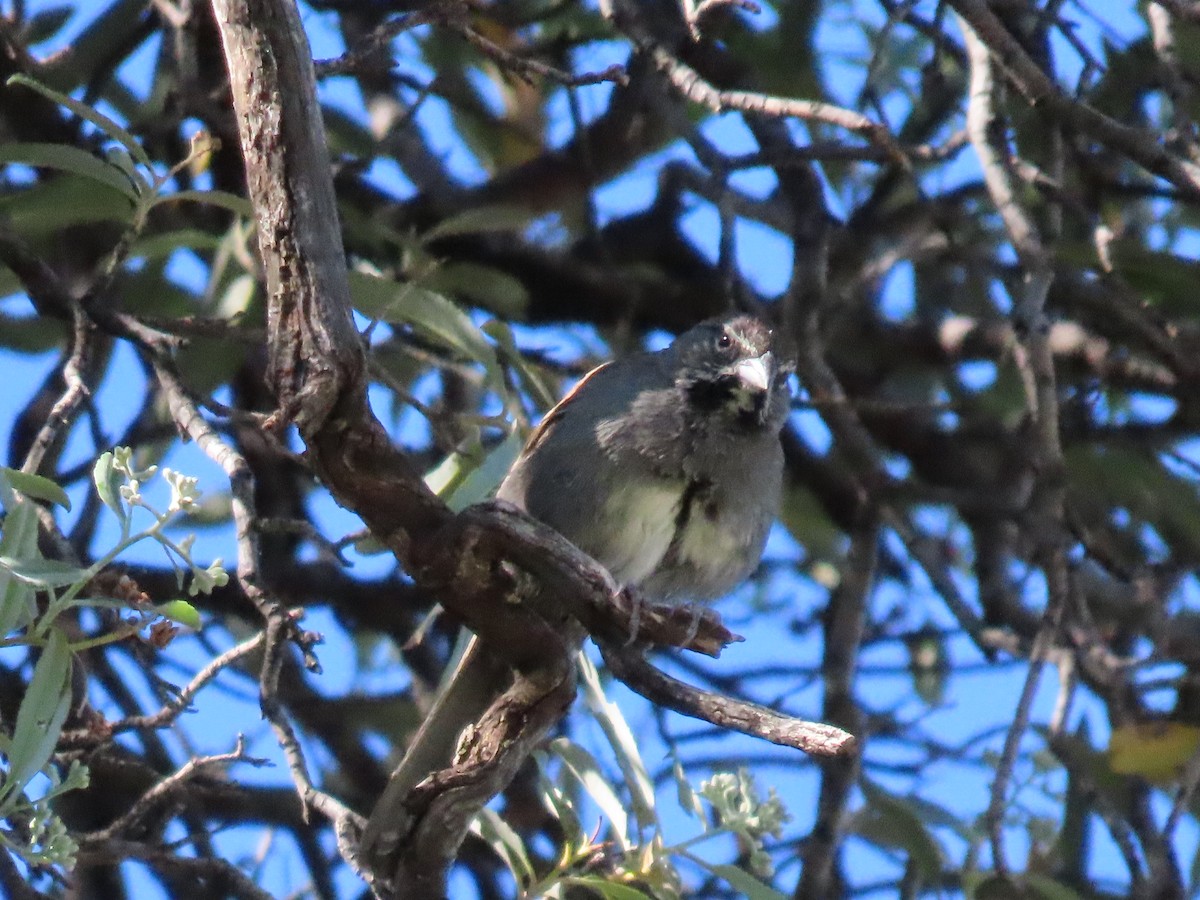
[359,634,510,860]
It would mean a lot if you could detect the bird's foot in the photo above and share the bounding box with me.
[681,603,704,646]
[623,588,644,646]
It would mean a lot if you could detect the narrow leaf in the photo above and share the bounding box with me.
[0,629,72,812]
[485,319,560,409]
[157,189,253,216]
[853,779,943,880]
[92,452,126,524]
[0,556,91,587]
[7,74,151,168]
[673,757,705,820]
[424,261,529,317]
[22,6,73,44]
[425,429,524,512]
[691,862,788,900]
[129,228,222,261]
[472,808,535,884]
[551,737,631,850]
[349,271,495,360]
[0,500,40,636]
[1026,874,1088,900]
[1,467,70,510]
[578,654,656,829]
[0,142,140,200]
[561,877,654,900]
[533,752,584,841]
[422,204,534,242]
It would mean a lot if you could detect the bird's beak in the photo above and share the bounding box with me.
[733,351,775,394]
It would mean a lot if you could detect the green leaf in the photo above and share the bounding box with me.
[425,429,524,512]
[0,628,72,813]
[550,737,631,850]
[0,142,141,201]
[779,482,843,566]
[0,468,70,510]
[120,267,204,320]
[0,499,40,636]
[971,874,1029,899]
[157,189,253,216]
[673,757,705,820]
[7,74,152,168]
[687,862,787,900]
[0,263,20,297]
[473,808,535,884]
[213,273,257,319]
[0,314,62,353]
[176,493,234,528]
[351,534,389,556]
[0,174,133,234]
[560,877,655,900]
[350,271,492,355]
[0,556,91,588]
[421,204,534,243]
[534,753,584,842]
[1068,445,1200,558]
[484,319,560,410]
[577,654,656,830]
[853,779,943,881]
[129,228,223,262]
[1025,874,1088,900]
[424,261,529,317]
[349,272,506,404]
[154,599,201,630]
[104,146,145,194]
[34,0,146,96]
[92,451,127,525]
[322,105,384,158]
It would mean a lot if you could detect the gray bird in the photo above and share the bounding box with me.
[361,314,790,858]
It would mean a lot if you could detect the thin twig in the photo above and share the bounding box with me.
[599,640,856,757]
[650,44,893,149]
[680,0,762,40]
[314,10,434,78]
[959,14,1069,876]
[143,345,357,833]
[799,518,877,897]
[112,632,266,733]
[451,21,628,87]
[1165,740,1200,841]
[84,736,267,842]
[1147,1,1200,164]
[76,839,277,900]
[20,303,96,476]
[948,0,1200,199]
[612,0,895,151]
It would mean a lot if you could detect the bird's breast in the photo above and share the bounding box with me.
[591,473,764,603]
[595,479,684,588]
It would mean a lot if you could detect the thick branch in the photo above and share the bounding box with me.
[210,0,364,430]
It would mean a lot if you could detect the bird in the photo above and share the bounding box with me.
[360,313,790,860]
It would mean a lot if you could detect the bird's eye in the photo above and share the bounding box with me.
[717,331,732,349]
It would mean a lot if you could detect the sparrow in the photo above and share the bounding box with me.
[361,314,790,858]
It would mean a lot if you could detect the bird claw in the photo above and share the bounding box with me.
[681,603,704,646]
[623,588,644,646]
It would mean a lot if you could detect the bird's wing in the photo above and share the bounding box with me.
[519,360,614,457]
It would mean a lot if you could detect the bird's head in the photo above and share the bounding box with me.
[673,315,791,429]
